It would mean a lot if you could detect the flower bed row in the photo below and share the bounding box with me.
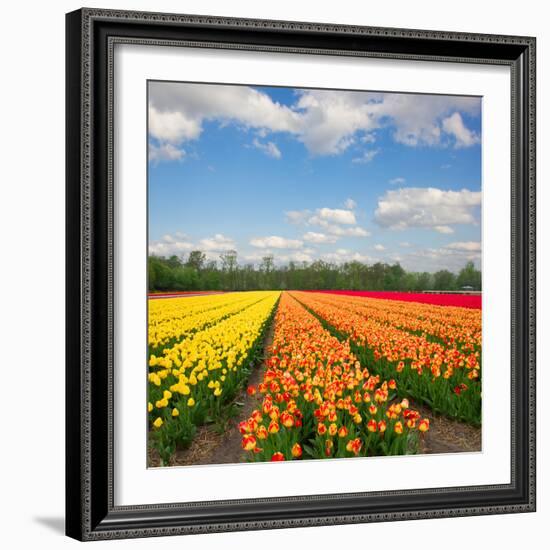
[148,291,280,465]
[291,292,481,425]
[311,290,481,309]
[241,292,428,462]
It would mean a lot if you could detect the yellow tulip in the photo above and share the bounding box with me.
[153,417,163,429]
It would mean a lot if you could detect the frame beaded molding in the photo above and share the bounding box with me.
[74,8,536,541]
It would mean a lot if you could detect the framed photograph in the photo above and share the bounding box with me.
[65,8,536,541]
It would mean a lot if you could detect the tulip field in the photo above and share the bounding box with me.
[148,290,481,465]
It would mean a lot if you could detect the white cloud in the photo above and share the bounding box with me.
[149,82,301,144]
[374,187,481,230]
[332,226,370,237]
[149,232,194,256]
[441,112,480,148]
[285,206,369,237]
[148,142,185,163]
[434,225,455,234]
[149,83,481,160]
[251,138,281,159]
[389,177,406,185]
[250,236,304,249]
[321,248,375,264]
[374,244,386,251]
[399,246,481,273]
[399,242,411,247]
[369,93,480,147]
[285,209,312,224]
[199,234,236,251]
[343,198,357,209]
[148,105,202,144]
[352,149,379,164]
[445,241,481,252]
[313,208,356,225]
[302,231,338,244]
[293,90,376,155]
[309,218,370,237]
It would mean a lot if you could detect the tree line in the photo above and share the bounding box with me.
[148,250,481,292]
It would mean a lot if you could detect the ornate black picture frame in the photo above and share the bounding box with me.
[66,8,536,541]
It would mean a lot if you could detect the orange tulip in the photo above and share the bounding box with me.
[242,435,257,451]
[291,443,303,458]
[418,418,430,433]
[345,437,362,456]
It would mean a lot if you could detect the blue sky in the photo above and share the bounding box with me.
[148,82,481,273]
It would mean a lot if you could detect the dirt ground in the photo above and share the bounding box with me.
[416,402,481,454]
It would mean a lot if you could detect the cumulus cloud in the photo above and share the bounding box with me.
[285,206,369,238]
[148,142,185,163]
[389,177,406,185]
[148,82,481,160]
[441,112,480,148]
[251,138,281,159]
[369,93,480,147]
[149,232,194,256]
[399,245,481,273]
[149,82,300,144]
[434,225,455,234]
[445,241,481,252]
[374,187,481,231]
[321,248,375,264]
[303,231,338,244]
[199,234,236,251]
[313,208,356,225]
[250,236,304,249]
[374,244,386,251]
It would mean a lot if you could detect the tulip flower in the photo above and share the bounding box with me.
[418,419,430,432]
[291,443,303,458]
[153,417,163,429]
[346,437,362,456]
[242,435,257,451]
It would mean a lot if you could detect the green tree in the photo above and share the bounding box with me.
[185,250,206,272]
[433,270,457,291]
[457,261,481,290]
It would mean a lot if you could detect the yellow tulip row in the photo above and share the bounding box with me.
[148,291,271,348]
[148,291,281,463]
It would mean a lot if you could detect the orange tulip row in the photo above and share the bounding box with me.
[289,291,481,424]
[241,292,428,462]
[305,292,481,351]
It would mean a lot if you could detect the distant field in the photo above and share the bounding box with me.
[310,290,481,309]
